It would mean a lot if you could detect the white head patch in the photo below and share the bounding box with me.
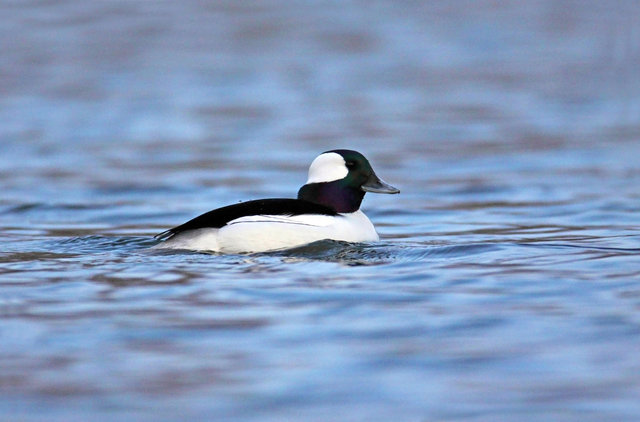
[306,152,348,184]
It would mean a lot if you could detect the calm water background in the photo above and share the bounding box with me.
[2,1,640,421]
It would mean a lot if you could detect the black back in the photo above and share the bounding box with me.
[156,198,338,240]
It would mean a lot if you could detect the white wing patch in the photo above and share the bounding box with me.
[227,213,336,227]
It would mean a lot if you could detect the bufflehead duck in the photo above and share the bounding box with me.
[154,149,399,253]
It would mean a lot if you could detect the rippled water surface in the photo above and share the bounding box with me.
[2,1,640,421]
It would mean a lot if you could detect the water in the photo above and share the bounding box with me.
[2,1,640,421]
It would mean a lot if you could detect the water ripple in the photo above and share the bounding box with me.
[2,0,640,421]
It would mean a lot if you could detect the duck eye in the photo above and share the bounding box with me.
[345,161,356,169]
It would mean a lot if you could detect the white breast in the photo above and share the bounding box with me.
[155,210,378,254]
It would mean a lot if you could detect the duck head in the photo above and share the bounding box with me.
[297,149,399,213]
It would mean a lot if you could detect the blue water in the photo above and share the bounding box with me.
[2,1,640,421]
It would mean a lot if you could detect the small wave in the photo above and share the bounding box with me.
[266,240,395,266]
[1,202,98,215]
[517,242,640,254]
[55,235,156,254]
[390,242,504,262]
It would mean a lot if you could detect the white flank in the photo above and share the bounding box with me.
[155,210,378,254]
[306,152,348,184]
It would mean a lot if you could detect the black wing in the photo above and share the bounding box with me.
[155,198,338,240]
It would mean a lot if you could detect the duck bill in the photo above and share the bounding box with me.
[361,174,400,194]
